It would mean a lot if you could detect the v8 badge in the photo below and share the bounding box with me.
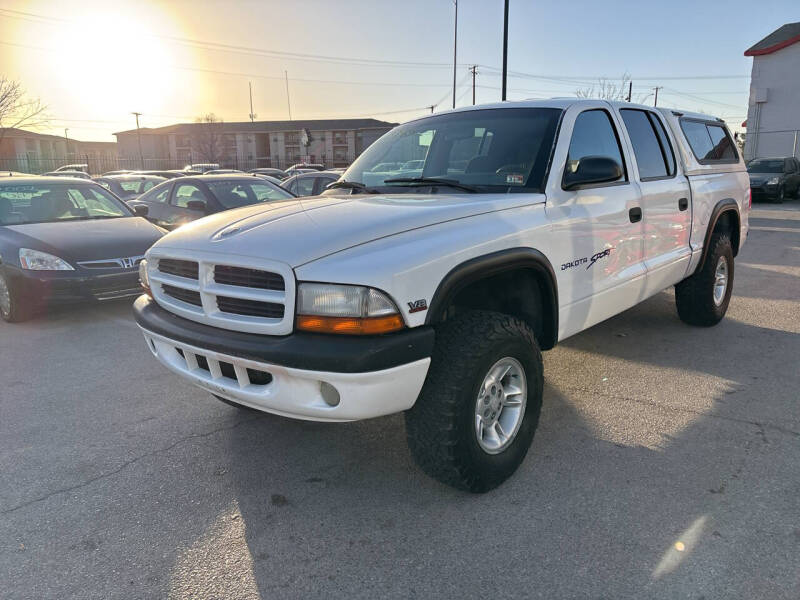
[408,299,428,313]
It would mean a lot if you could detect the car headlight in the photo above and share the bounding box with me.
[296,283,404,335]
[18,248,74,271]
[139,259,152,296]
[766,177,780,185]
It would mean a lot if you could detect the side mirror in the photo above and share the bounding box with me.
[186,199,207,213]
[133,204,149,217]
[564,156,623,190]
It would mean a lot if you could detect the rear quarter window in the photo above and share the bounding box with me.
[680,119,738,163]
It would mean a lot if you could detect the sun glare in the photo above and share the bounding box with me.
[52,12,173,116]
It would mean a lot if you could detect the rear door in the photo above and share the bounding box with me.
[617,107,691,294]
[130,181,173,225]
[785,158,800,196]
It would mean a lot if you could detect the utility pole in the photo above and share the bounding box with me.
[470,65,478,105]
[64,128,69,160]
[132,112,144,169]
[428,105,436,114]
[284,71,292,121]
[626,81,632,102]
[248,82,257,122]
[652,86,663,107]
[502,0,509,101]
[452,0,458,109]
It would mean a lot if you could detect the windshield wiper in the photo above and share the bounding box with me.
[325,180,377,194]
[382,177,479,193]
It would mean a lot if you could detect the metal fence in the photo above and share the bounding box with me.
[742,130,800,161]
[0,154,358,176]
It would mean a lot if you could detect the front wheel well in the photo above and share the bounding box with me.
[713,208,741,257]
[431,267,558,350]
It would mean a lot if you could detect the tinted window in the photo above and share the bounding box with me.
[173,184,208,208]
[620,109,670,179]
[566,109,625,182]
[681,120,737,162]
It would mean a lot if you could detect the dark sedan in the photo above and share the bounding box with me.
[281,170,340,197]
[248,167,288,179]
[127,174,295,230]
[0,178,164,322]
[747,157,800,203]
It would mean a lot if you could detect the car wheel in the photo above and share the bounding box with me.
[675,232,734,327]
[405,311,543,492]
[0,272,30,323]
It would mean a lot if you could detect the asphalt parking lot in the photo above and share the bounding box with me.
[1,203,799,600]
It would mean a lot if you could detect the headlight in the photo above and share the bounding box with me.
[296,283,404,335]
[766,177,780,185]
[139,259,151,296]
[18,248,74,271]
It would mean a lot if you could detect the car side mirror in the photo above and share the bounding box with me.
[133,204,149,217]
[186,199,207,213]
[564,156,623,190]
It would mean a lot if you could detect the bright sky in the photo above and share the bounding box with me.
[0,0,796,141]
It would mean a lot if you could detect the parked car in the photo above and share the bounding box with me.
[204,169,245,175]
[127,174,294,230]
[0,177,164,322]
[136,170,186,180]
[248,168,288,180]
[184,164,219,174]
[747,157,800,202]
[251,174,284,185]
[54,164,88,173]
[286,163,325,171]
[102,170,134,176]
[281,170,340,196]
[42,171,92,180]
[134,99,750,492]
[93,175,166,202]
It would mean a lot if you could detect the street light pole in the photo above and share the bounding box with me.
[652,86,663,107]
[132,112,144,169]
[64,128,69,161]
[452,0,458,109]
[502,0,509,101]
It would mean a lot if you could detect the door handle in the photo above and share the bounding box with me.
[629,207,642,223]
[678,198,689,211]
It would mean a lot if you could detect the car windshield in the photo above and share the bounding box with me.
[340,107,562,193]
[205,180,293,208]
[747,159,784,173]
[0,182,131,225]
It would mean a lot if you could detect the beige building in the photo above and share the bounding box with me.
[113,118,396,170]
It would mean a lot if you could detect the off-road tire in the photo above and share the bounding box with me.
[675,233,734,326]
[0,272,30,323]
[405,311,543,493]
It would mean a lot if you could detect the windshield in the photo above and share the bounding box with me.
[340,108,562,193]
[747,159,784,173]
[0,182,131,225]
[205,180,293,208]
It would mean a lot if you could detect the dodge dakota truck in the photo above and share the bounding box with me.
[134,99,749,492]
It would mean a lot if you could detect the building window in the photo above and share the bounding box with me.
[333,131,347,145]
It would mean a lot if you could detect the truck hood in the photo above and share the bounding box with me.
[151,192,543,267]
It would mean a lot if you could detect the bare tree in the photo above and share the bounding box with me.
[575,73,633,102]
[193,113,224,164]
[0,77,48,145]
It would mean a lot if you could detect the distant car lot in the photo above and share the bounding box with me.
[1,202,798,598]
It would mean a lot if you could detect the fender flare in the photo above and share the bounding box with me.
[697,199,740,271]
[425,247,559,350]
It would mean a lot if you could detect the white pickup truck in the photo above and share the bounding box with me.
[134,99,749,492]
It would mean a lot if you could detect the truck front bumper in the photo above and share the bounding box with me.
[133,296,434,422]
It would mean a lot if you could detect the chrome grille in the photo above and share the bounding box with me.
[147,250,295,335]
[77,255,144,270]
